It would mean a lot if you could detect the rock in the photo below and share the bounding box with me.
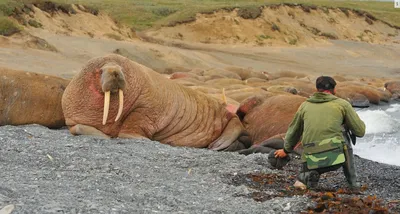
[0,204,15,214]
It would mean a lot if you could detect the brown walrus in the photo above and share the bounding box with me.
[0,68,70,128]
[61,54,250,151]
[237,94,306,145]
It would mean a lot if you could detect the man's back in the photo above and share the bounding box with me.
[302,92,352,145]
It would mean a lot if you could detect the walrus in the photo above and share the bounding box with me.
[337,82,387,105]
[205,78,245,89]
[61,54,250,151]
[224,66,270,80]
[237,94,306,145]
[335,88,370,108]
[203,68,242,80]
[171,77,206,87]
[268,70,308,80]
[266,77,316,96]
[384,80,400,99]
[0,68,70,128]
[169,72,206,81]
[226,88,272,103]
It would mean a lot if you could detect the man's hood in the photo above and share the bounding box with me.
[307,92,338,103]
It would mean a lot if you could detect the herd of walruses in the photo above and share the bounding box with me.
[1,54,400,154]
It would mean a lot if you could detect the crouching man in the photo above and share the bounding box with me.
[274,76,366,189]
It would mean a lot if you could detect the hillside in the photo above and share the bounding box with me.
[1,1,398,50]
[143,4,400,46]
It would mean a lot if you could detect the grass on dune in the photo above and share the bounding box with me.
[0,0,399,32]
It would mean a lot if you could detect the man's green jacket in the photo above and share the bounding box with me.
[284,92,366,162]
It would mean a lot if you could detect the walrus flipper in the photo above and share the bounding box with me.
[69,124,110,139]
[208,117,244,151]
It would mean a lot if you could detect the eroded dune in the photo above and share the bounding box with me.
[13,3,136,40]
[144,4,400,47]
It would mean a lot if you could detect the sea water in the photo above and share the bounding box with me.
[354,102,400,166]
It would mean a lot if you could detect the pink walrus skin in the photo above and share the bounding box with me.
[61,54,249,151]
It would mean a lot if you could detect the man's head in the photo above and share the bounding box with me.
[316,76,336,94]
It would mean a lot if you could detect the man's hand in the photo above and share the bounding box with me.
[274,149,287,158]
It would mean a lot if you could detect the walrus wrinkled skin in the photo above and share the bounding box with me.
[237,94,306,145]
[0,68,70,128]
[62,54,249,151]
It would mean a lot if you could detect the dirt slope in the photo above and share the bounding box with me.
[0,2,137,51]
[14,3,136,41]
[0,2,139,66]
[144,4,400,47]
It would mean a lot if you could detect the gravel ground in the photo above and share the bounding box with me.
[0,125,399,214]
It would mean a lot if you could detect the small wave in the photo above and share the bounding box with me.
[386,103,400,113]
[354,135,400,166]
[354,103,400,166]
[357,108,400,134]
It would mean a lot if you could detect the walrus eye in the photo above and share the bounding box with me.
[99,67,105,76]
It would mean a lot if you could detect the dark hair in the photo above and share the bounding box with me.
[316,76,336,90]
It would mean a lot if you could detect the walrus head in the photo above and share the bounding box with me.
[100,63,126,125]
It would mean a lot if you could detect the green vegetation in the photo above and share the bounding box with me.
[0,0,399,32]
[0,1,21,16]
[236,6,262,19]
[28,19,42,28]
[257,34,273,40]
[0,16,21,36]
[271,23,280,32]
[310,27,321,35]
[320,32,339,40]
[288,38,297,45]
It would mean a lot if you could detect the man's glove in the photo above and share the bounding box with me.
[274,149,288,158]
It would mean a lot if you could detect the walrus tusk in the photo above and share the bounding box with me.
[222,88,227,105]
[383,87,386,91]
[103,91,110,125]
[115,89,124,122]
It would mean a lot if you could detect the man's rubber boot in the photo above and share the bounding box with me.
[298,170,320,189]
[343,146,361,189]
[307,171,320,189]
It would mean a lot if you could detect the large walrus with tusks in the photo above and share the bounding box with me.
[61,54,250,151]
[0,68,70,128]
